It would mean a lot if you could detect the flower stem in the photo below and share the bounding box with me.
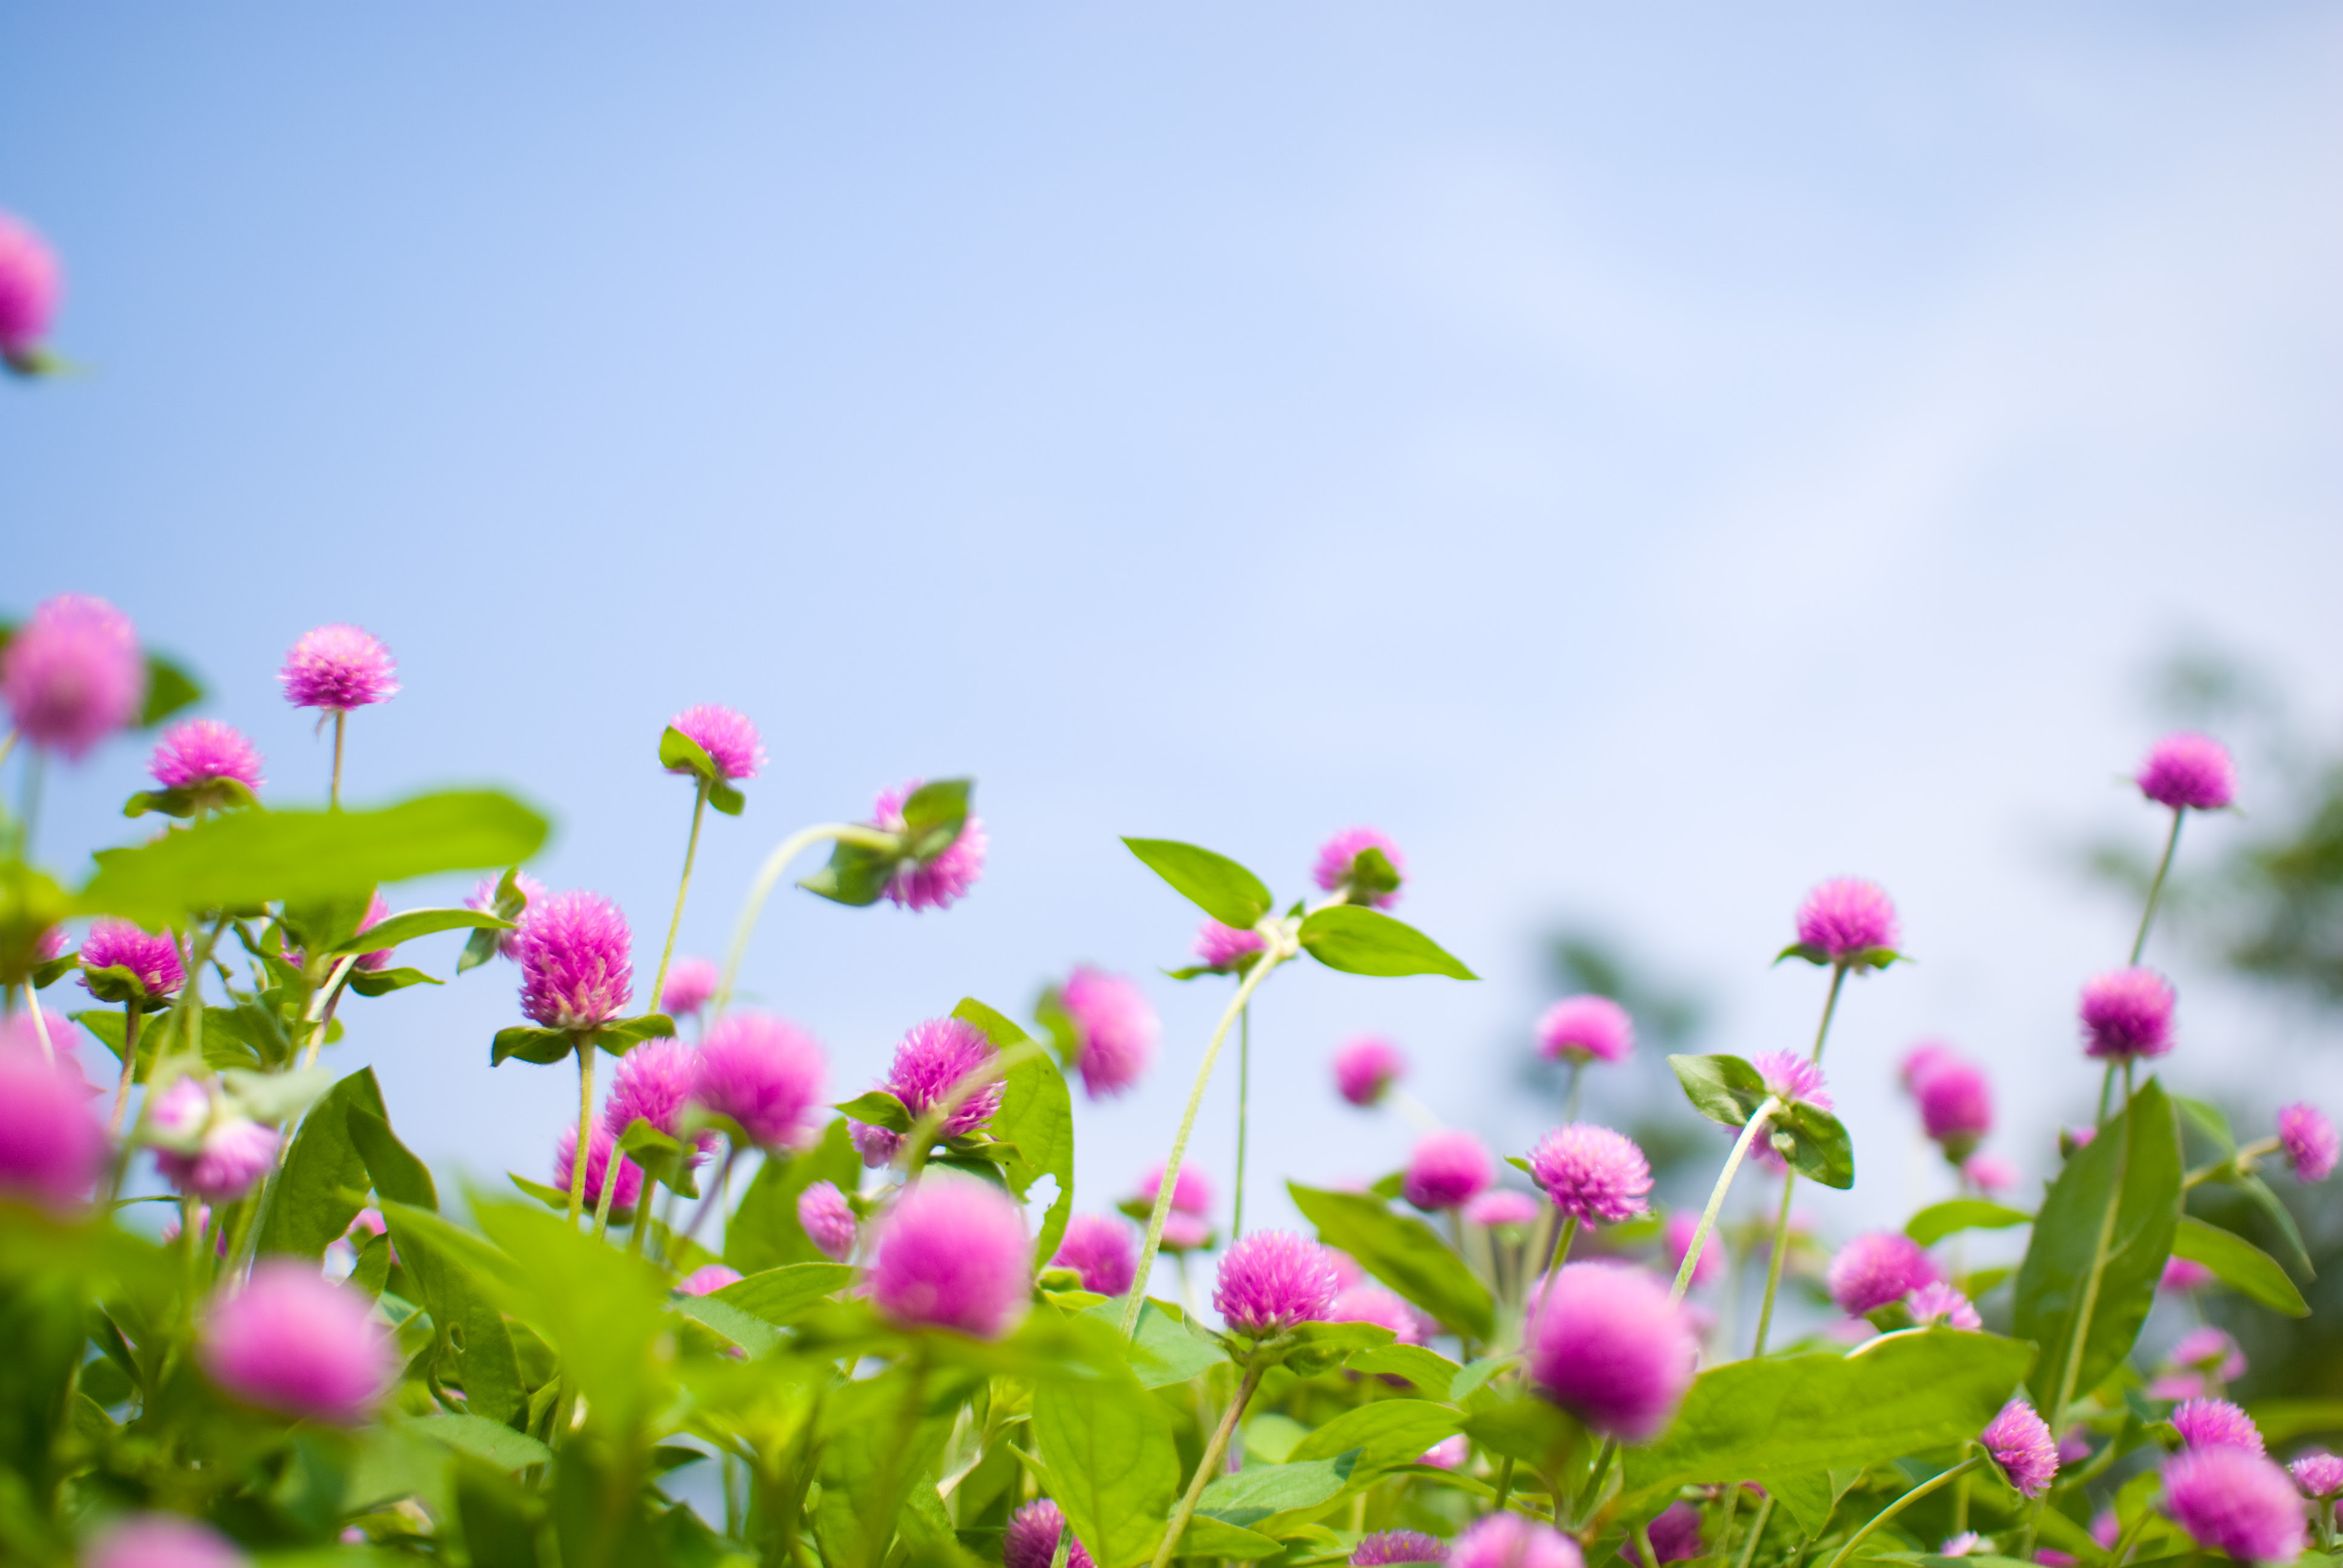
[715,821,900,1018]
[1565,1059,1584,1122]
[330,711,346,810]
[569,1042,596,1226]
[1575,1437,1620,1529]
[649,780,710,1018]
[23,985,55,1066]
[591,1099,625,1243]
[108,1006,142,1136]
[1752,1171,1798,1356]
[1673,1098,1780,1301]
[2131,808,2185,966]
[1150,1351,1266,1568]
[1233,1002,1250,1242]
[1492,1455,1516,1513]
[2052,1097,2135,1439]
[1810,964,1848,1062]
[1523,1212,1580,1361]
[680,1143,741,1250]
[1729,1492,1772,1568]
[1822,1456,1982,1568]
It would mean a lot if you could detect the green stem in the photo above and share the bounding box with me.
[650,780,710,1018]
[591,1082,624,1243]
[330,711,346,810]
[1151,1351,1266,1568]
[1753,1171,1798,1355]
[1575,1437,1619,1530]
[1233,1002,1250,1241]
[107,1007,142,1137]
[679,1143,741,1250]
[1811,964,1849,1062]
[1564,1059,1584,1122]
[1953,1466,1970,1534]
[714,822,900,1018]
[1672,1099,1780,1301]
[22,985,55,1065]
[1492,1454,1516,1514]
[2131,808,2184,966]
[568,1042,597,1226]
[1523,1213,1581,1361]
[1634,1524,1659,1568]
[1823,1457,1983,1568]
[297,955,360,1073]
[1732,1494,1774,1568]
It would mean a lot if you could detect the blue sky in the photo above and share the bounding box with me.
[6,4,2341,1277]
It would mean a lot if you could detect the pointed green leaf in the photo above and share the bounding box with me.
[1286,1399,1461,1473]
[1670,1054,1773,1127]
[2173,1215,2308,1316]
[136,655,203,728]
[491,1027,574,1067]
[724,1118,862,1274]
[1032,1359,1181,1568]
[1907,1200,2034,1248]
[713,1262,853,1326]
[254,1065,387,1261]
[1297,905,1476,980]
[347,1106,438,1212]
[331,907,513,955]
[834,1091,913,1132]
[1121,838,1273,929]
[1289,1181,1494,1341]
[972,996,1076,1266]
[658,725,718,779]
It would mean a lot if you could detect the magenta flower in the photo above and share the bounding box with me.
[1749,1050,1832,1174]
[1193,919,1267,972]
[1058,967,1158,1099]
[1647,1502,1705,1564]
[1982,1399,2059,1497]
[1795,877,1899,961]
[694,1013,826,1149]
[1159,1212,1212,1251]
[2163,1446,2307,1563]
[156,1117,280,1203]
[1313,826,1407,908]
[1421,1435,1467,1469]
[1404,1129,1495,1212]
[1529,1125,1653,1224]
[2161,1256,2215,1293]
[1536,995,1634,1065]
[465,871,546,961]
[349,890,395,971]
[1333,1036,1406,1108]
[604,1037,708,1150]
[1353,1530,1449,1565]
[1900,1041,1955,1087]
[1964,1154,2019,1195]
[200,1261,395,1425]
[872,779,987,912]
[1906,1281,1982,1330]
[146,1074,211,1145]
[80,919,186,999]
[1903,1045,1991,1153]
[1214,1230,1339,1337]
[1466,1188,1542,1228]
[797,1180,857,1262]
[660,956,720,1018]
[2290,1452,2343,1500]
[1451,1515,1582,1568]
[2279,1103,2338,1183]
[2154,1327,2248,1399]
[151,719,264,794]
[1527,1262,1697,1441]
[1004,1500,1095,1568]
[86,1514,248,1568]
[1665,1212,1720,1289]
[867,1177,1031,1339]
[2138,733,2238,812]
[1327,1284,1427,1347]
[279,624,398,712]
[2079,968,2177,1060]
[2175,1399,2267,1455]
[850,1122,903,1169]
[1051,1212,1138,1297]
[554,1123,643,1213]
[1826,1232,1939,1316]
[517,891,634,1032]
[0,1048,106,1210]
[666,703,764,782]
[1138,1161,1212,1217]
[1,593,143,759]
[873,1016,1001,1140]
[675,1264,741,1297]
[0,211,62,368]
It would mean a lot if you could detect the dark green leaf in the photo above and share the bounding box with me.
[589,1012,677,1055]
[899,779,973,862]
[347,964,439,998]
[725,1119,862,1274]
[1120,838,1273,929]
[348,1106,438,1212]
[1670,1054,1773,1127]
[332,907,511,955]
[1177,1517,1284,1561]
[975,997,1076,1266]
[1775,1101,1856,1191]
[1344,846,1404,903]
[814,1366,978,1568]
[77,963,155,1007]
[1907,1200,2034,1248]
[1297,906,1476,980]
[1286,1399,1461,1473]
[468,1201,672,1435]
[2174,1096,2236,1156]
[1084,1297,1225,1389]
[492,1027,574,1067]
[1289,1182,1495,1341]
[1197,1454,1358,1526]
[2232,1171,2315,1279]
[2247,1399,2343,1445]
[707,780,745,816]
[798,839,896,907]
[1461,1392,1582,1474]
[458,869,529,976]
[658,725,718,780]
[1031,1361,1180,1568]
[255,1067,388,1261]
[615,1119,700,1198]
[376,1201,529,1427]
[139,654,203,728]
[835,1091,913,1132]
[2172,1215,2308,1316]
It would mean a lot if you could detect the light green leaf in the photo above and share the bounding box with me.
[657,725,718,781]
[673,1293,781,1357]
[1178,1515,1284,1560]
[331,907,512,955]
[1120,838,1274,929]
[960,996,1076,1266]
[834,1090,913,1132]
[138,654,203,728]
[220,1066,335,1125]
[1670,1054,1772,1126]
[491,1027,573,1067]
[1196,1455,1357,1526]
[1032,1356,1179,1568]
[2172,1215,2308,1316]
[1296,905,1476,980]
[1084,1296,1225,1388]
[1289,1182,1495,1341]
[2232,1171,2315,1279]
[713,1262,853,1327]
[1286,1399,1461,1474]
[1907,1200,2034,1248]
[725,1119,862,1274]
[898,779,973,862]
[1348,1344,1463,1398]
[254,1067,386,1261]
[403,1413,551,1471]
[2248,1399,2343,1445]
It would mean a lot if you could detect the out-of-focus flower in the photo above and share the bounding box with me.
[0,211,63,370]
[1647,1502,1703,1563]
[1,593,143,759]
[1906,1281,1982,1331]
[604,1038,709,1155]
[348,891,395,971]
[1748,1050,1832,1174]
[2174,1399,2266,1455]
[517,892,633,1032]
[2138,733,2237,812]
[1452,1515,1582,1568]
[2162,1256,2215,1293]
[1827,1232,1939,1316]
[1526,1263,1697,1442]
[2289,1452,2343,1501]
[1665,1211,1720,1289]
[1404,1129,1495,1212]
[666,704,764,782]
[1420,1434,1468,1469]
[1964,1154,2019,1195]
[1536,995,1634,1065]
[694,1013,826,1149]
[1982,1399,2059,1497]
[1004,1501,1095,1568]
[279,624,398,712]
[867,1177,1031,1339]
[1795,878,1899,961]
[1193,919,1266,973]
[1326,1284,1424,1346]
[2080,968,2176,1061]
[151,719,264,795]
[156,1116,280,1203]
[797,1181,857,1263]
[2163,1446,2307,1564]
[85,1513,249,1568]
[1052,1213,1138,1297]
[1906,1047,1992,1161]
[80,919,186,1000]
[1529,1125,1652,1224]
[677,1265,741,1296]
[660,956,719,1018]
[1140,1162,1211,1216]
[2278,1104,2338,1183]
[1466,1188,1542,1228]
[851,1122,903,1169]
[2152,1327,2249,1400]
[1353,1530,1449,1565]
[0,1047,106,1210]
[1058,967,1158,1099]
[1313,827,1406,909]
[1215,1230,1339,1336]
[1938,1534,1986,1558]
[872,779,986,912]
[1333,1036,1406,1108]
[199,1262,395,1425]
[554,1123,642,1213]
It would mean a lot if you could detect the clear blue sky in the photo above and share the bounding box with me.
[6,5,2339,1259]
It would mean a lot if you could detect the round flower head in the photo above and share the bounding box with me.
[850,1122,903,1168]
[0,211,62,364]
[1527,1262,1698,1442]
[1313,826,1407,909]
[1939,1534,1985,1558]
[1795,878,1899,961]
[1159,1210,1212,1250]
[0,1048,106,1210]
[872,779,987,912]
[1193,918,1267,972]
[349,890,394,971]
[1906,1281,1982,1331]
[2162,1256,2215,1293]
[1452,1508,1586,1568]
[2175,1399,2266,1455]
[1748,1049,1831,1173]
[2139,733,2237,812]
[2172,1326,2249,1382]
[2163,1446,2307,1564]
[1420,1434,1468,1469]
[2278,1103,2338,1183]
[1058,967,1158,1099]
[554,1123,643,1213]
[146,1074,212,1145]
[278,624,398,712]
[1051,1212,1138,1297]
[1139,1161,1212,1217]
[660,956,720,1018]
[2060,1429,2094,1466]
[1466,1187,1542,1229]
[1530,1125,1653,1224]
[604,1037,707,1149]
[80,919,186,1000]
[199,1261,395,1425]
[86,1514,249,1568]
[2080,968,2176,1060]
[677,1264,741,1297]
[2290,1452,2343,1501]
[1982,1399,2059,1497]
[1333,1036,1406,1108]
[1827,1232,1940,1317]
[1327,1284,1426,1346]
[797,1180,857,1262]
[150,719,264,794]
[1910,1050,1992,1158]
[1354,1530,1449,1566]
[1003,1500,1095,1568]
[1214,1230,1339,1336]
[1,593,143,759]
[666,703,764,782]
[517,892,633,1032]
[1404,1129,1495,1212]
[878,1016,1001,1138]
[1536,995,1634,1065]
[1964,1153,2019,1195]
[867,1175,1031,1339]
[1666,1210,1722,1289]
[464,871,546,961]
[692,1012,826,1149]
[1648,1502,1705,1564]
[156,1117,281,1203]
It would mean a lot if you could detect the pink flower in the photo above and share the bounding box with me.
[797,1181,857,1262]
[1,593,143,759]
[2080,968,2176,1060]
[517,892,633,1032]
[1939,1534,1985,1558]
[1214,1230,1339,1336]
[2154,1327,2247,1398]
[1666,1212,1720,1289]
[1748,1050,1831,1174]
[199,1261,395,1425]
[1139,1161,1212,1217]
[1052,1213,1138,1297]
[1466,1188,1542,1228]
[660,956,719,1018]
[1906,1281,1981,1330]
[1965,1154,2019,1194]
[1908,1048,1993,1158]
[278,624,398,712]
[1527,1263,1698,1442]
[2163,1447,2307,1563]
[872,779,986,912]
[2175,1399,2266,1455]
[349,890,395,971]
[2091,1512,2122,1550]
[1404,1129,1495,1212]
[146,1075,211,1145]
[2279,1103,2338,1183]
[2161,1256,2215,1293]
[0,1048,106,1210]
[874,1017,1001,1140]
[677,1265,741,1296]
[666,704,763,782]
[156,1117,280,1203]
[1332,1036,1406,1107]
[1529,1125,1653,1224]
[1326,1284,1425,1345]
[1058,967,1158,1099]
[1536,995,1634,1065]
[1354,1531,1449,1565]
[2290,1452,2343,1501]
[1451,1511,1584,1568]
[851,1123,903,1168]
[1193,919,1267,972]
[1420,1435,1467,1469]
[694,1013,826,1149]
[605,1037,708,1154]
[2038,1552,2080,1567]
[81,919,186,999]
[1648,1502,1705,1563]
[1900,1040,1955,1088]
[867,1177,1031,1339]
[1795,878,1899,961]
[1004,1500,1095,1568]
[1158,1212,1212,1251]
[2060,1429,2094,1465]
[465,872,546,961]
[86,1514,249,1568]
[1982,1399,2059,1497]
[2138,733,2237,812]
[553,1123,642,1213]
[1313,826,1407,909]
[0,211,63,365]
[1827,1233,1939,1316]
[151,720,264,794]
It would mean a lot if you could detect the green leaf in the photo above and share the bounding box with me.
[814,1364,978,1568]
[1084,1296,1225,1389]
[1775,1101,1856,1190]
[1908,1200,2034,1248]
[1348,1343,1464,1398]
[346,965,440,998]
[404,1413,551,1471]
[1461,1390,1582,1474]
[137,654,203,728]
[2174,1096,2236,1156]
[1032,1356,1179,1568]
[834,1090,913,1133]
[658,725,719,781]
[2247,1399,2343,1445]
[1120,838,1274,929]
[707,780,746,817]
[491,1026,574,1067]
[1670,1053,1773,1126]
[2232,1171,2315,1279]
[124,780,259,820]
[80,791,551,925]
[589,1012,677,1055]
[1286,1399,1461,1474]
[255,1067,389,1261]
[673,1293,781,1358]
[1620,1328,2038,1508]
[458,869,530,976]
[725,1119,862,1274]
[332,907,512,955]
[899,779,973,862]
[1197,1455,1358,1527]
[347,1106,438,1211]
[1345,846,1404,903]
[798,838,896,907]
[375,1201,529,1428]
[1178,1516,1284,1560]
[713,1262,853,1327]
[615,1119,701,1199]
[974,998,1076,1266]
[2013,1079,2183,1411]
[2172,1215,2309,1316]
[1297,906,1476,980]
[1766,1470,1858,1538]
[468,1201,673,1436]
[1289,1182,1495,1341]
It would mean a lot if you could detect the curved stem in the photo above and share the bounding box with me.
[1810,964,1849,1062]
[107,1007,142,1136]
[1575,1437,1619,1529]
[2131,808,2185,966]
[1491,1455,1516,1514]
[297,955,360,1073]
[680,1143,741,1250]
[1672,1099,1780,1301]
[591,1089,624,1242]
[715,822,899,1018]
[1822,1456,1982,1568]
[1524,1213,1580,1361]
[330,711,346,809]
[1233,1002,1250,1241]
[1753,1172,1798,1356]
[568,1042,596,1226]
[24,985,54,1065]
[650,780,710,1017]
[1150,1351,1266,1568]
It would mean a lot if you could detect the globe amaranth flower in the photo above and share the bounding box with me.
[1906,1046,1992,1160]
[1647,1502,1705,1564]
[156,1116,281,1203]
[349,890,395,971]
[1530,1125,1653,1224]
[677,1264,742,1297]
[1982,1399,2059,1497]
[797,1180,857,1263]
[0,211,62,368]
[86,1514,249,1568]
[872,779,986,912]
[870,1016,1001,1140]
[1327,1284,1426,1346]
[2278,1103,2338,1183]
[2152,1327,2249,1402]
[1466,1187,1542,1228]
[1748,1049,1832,1174]
[1404,1129,1495,1212]
[1964,1153,2019,1195]
[660,955,719,1018]
[1906,1281,1982,1331]
[2139,733,2238,812]
[1003,1500,1095,1568]
[1666,1210,1721,1289]
[146,1074,212,1145]
[80,918,186,999]
[1938,1533,1986,1558]
[1536,995,1634,1065]
[1215,1230,1340,1337]
[2175,1399,2267,1455]
[2163,1446,2307,1564]
[1826,1232,1939,1316]
[1795,877,1899,961]
[2290,1452,2343,1501]
[1058,966,1158,1099]
[2080,968,2176,1060]
[1193,918,1267,973]
[1420,1434,1467,1469]
[554,1123,643,1213]
[1333,1036,1406,1108]
[0,1047,106,1210]
[279,624,398,711]
[604,1037,713,1155]
[200,1261,396,1425]
[1051,1212,1138,1296]
[2162,1256,2215,1293]
[2060,1428,2094,1466]
[666,703,764,782]
[693,1012,827,1149]
[465,871,548,961]
[1527,1262,1698,1442]
[1313,826,1406,909]
[151,719,264,794]
[1451,1508,1585,1568]
[867,1175,1031,1339]
[1139,1161,1213,1217]
[517,891,634,1032]
[1,593,143,759]
[850,1122,903,1169]
[1354,1530,1449,1565]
